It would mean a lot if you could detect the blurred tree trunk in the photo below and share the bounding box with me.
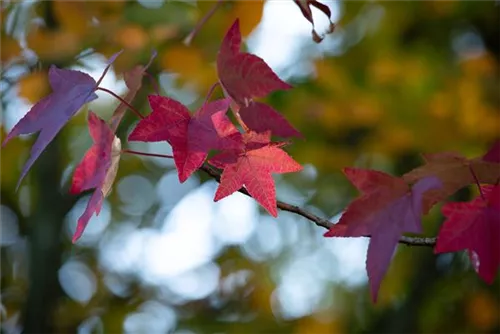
[21,139,76,334]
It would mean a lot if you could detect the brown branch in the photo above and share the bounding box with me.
[200,164,437,247]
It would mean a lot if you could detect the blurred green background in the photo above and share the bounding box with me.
[1,1,499,333]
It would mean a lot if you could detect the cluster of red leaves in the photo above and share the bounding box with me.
[129,19,303,217]
[3,17,499,303]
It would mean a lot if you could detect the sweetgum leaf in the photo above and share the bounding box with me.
[239,101,302,138]
[129,95,241,182]
[435,185,500,284]
[216,19,292,106]
[210,131,302,217]
[70,111,121,243]
[3,51,121,189]
[325,168,442,302]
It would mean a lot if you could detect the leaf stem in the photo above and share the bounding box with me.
[97,87,145,119]
[144,71,161,95]
[122,149,173,159]
[469,166,486,200]
[204,82,221,104]
[183,0,225,46]
[232,109,250,133]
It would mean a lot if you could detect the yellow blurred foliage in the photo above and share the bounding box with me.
[295,316,343,334]
[18,71,50,104]
[0,129,27,190]
[150,24,179,44]
[425,0,457,17]
[314,59,350,94]
[26,28,81,61]
[369,126,415,155]
[428,92,453,119]
[114,24,150,51]
[295,143,357,170]
[228,0,265,37]
[369,55,401,85]
[1,34,22,63]
[52,1,90,35]
[249,269,274,315]
[458,80,488,138]
[160,45,217,90]
[465,290,499,331]
[349,97,383,127]
[460,53,497,77]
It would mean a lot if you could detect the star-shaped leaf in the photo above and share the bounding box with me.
[435,185,500,283]
[128,95,241,182]
[3,51,121,189]
[70,111,121,243]
[210,131,303,217]
[216,19,292,106]
[325,168,442,302]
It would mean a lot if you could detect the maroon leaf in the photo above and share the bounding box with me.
[216,19,292,106]
[324,168,441,302]
[239,101,302,138]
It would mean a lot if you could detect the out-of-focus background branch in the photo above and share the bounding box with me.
[1,1,499,333]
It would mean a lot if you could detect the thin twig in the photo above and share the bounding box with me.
[183,0,225,46]
[97,87,144,119]
[117,150,437,247]
[469,166,485,201]
[122,149,173,159]
[200,163,437,247]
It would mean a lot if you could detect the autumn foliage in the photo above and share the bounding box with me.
[3,12,500,304]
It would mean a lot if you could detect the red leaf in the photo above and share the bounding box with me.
[210,131,302,217]
[70,111,121,242]
[217,19,292,106]
[483,139,500,163]
[128,95,241,182]
[435,185,500,283]
[3,52,121,189]
[325,168,441,302]
[239,101,302,138]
